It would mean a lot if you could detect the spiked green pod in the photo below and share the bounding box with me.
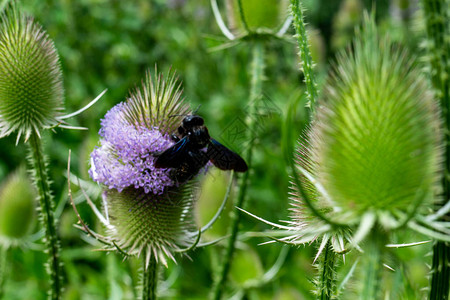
[311,17,441,224]
[105,186,196,266]
[0,167,36,245]
[0,3,64,142]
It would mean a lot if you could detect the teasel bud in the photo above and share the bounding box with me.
[89,70,197,266]
[0,2,64,143]
[313,19,441,225]
[0,167,36,247]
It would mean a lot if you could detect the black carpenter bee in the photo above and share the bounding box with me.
[154,114,248,183]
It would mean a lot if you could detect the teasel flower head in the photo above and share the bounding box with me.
[0,167,36,247]
[85,69,199,266]
[287,14,443,249]
[0,3,64,143]
[313,19,441,223]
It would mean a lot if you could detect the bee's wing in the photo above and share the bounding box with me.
[154,136,190,168]
[207,139,248,172]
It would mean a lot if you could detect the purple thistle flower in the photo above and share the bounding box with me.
[90,101,176,195]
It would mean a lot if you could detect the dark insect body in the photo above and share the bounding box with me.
[154,115,248,183]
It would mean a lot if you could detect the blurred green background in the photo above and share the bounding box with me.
[0,0,431,299]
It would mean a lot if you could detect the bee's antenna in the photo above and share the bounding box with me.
[193,104,201,114]
[169,105,202,118]
[168,113,185,118]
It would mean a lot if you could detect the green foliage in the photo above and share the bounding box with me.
[0,0,443,299]
[196,169,233,239]
[331,0,363,50]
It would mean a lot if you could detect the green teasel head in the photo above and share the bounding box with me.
[308,15,442,226]
[0,3,64,142]
[0,167,36,246]
[104,186,197,266]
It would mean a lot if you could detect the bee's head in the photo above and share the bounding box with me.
[182,115,204,129]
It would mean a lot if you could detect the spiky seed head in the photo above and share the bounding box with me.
[90,70,196,266]
[226,0,289,33]
[104,186,196,266]
[0,3,64,142]
[310,17,441,224]
[0,167,36,246]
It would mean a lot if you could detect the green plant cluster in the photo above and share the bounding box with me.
[0,0,447,299]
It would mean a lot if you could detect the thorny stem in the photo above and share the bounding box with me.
[421,0,450,299]
[360,228,385,300]
[211,42,265,300]
[317,241,337,300]
[142,256,158,300]
[290,0,319,114]
[28,133,62,299]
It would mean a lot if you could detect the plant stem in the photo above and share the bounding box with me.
[290,0,319,114]
[360,228,385,300]
[317,241,337,300]
[142,256,158,300]
[421,0,450,299]
[28,132,62,300]
[0,246,7,298]
[211,41,265,300]
[430,241,450,300]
